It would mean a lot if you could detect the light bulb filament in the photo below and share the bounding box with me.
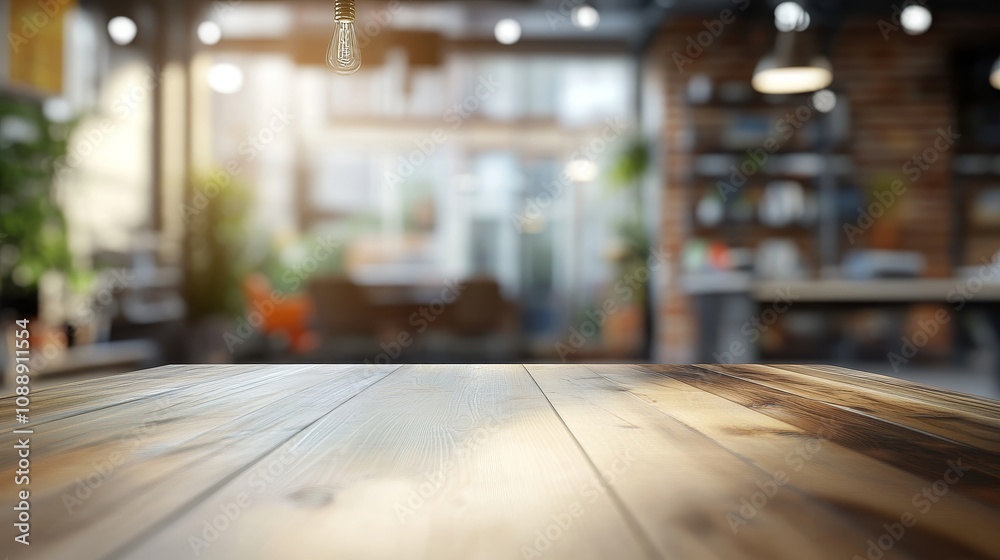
[337,24,354,67]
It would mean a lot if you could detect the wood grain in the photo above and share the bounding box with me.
[710,364,1000,451]
[0,364,313,468]
[660,364,1000,505]
[590,364,1000,560]
[774,364,1000,419]
[0,364,267,431]
[118,364,652,560]
[1,363,998,560]
[0,364,399,560]
[524,364,891,560]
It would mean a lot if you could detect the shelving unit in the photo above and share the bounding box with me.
[682,85,856,279]
[952,49,1000,268]
[679,76,1000,368]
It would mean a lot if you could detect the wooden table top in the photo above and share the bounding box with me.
[3,363,1000,560]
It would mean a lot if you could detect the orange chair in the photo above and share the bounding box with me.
[242,274,316,354]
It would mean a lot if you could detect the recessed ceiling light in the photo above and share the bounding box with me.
[494,19,521,45]
[571,5,600,31]
[900,4,932,35]
[198,21,222,46]
[107,16,138,46]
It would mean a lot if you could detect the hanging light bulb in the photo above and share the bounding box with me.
[327,0,361,75]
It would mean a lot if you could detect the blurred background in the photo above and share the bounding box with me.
[2,0,1000,398]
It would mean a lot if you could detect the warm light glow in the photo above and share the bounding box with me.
[207,63,244,94]
[198,21,222,45]
[566,159,599,182]
[811,89,837,112]
[328,0,361,75]
[327,22,362,74]
[991,57,1000,90]
[774,2,809,32]
[754,31,832,95]
[571,5,600,30]
[495,19,522,45]
[107,16,138,46]
[752,66,832,94]
[900,5,932,35]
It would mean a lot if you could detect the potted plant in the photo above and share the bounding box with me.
[0,95,74,317]
[605,138,653,359]
[180,171,252,361]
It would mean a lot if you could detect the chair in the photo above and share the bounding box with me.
[306,276,385,361]
[242,274,315,354]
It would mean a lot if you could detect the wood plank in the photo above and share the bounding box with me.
[660,364,1000,506]
[524,363,890,560]
[703,364,1000,451]
[0,364,323,469]
[0,364,399,560]
[5,362,998,560]
[775,364,1000,420]
[2,364,231,406]
[2,363,186,399]
[591,364,1000,559]
[0,364,270,431]
[117,364,653,560]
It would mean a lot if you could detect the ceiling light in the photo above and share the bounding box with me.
[208,63,244,95]
[571,5,600,31]
[197,21,222,45]
[811,89,837,113]
[774,2,810,32]
[328,0,361,75]
[900,4,932,35]
[752,32,833,94]
[494,19,521,45]
[107,16,138,46]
